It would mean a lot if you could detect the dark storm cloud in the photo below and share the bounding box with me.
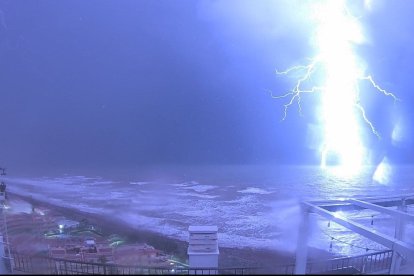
[0,0,413,170]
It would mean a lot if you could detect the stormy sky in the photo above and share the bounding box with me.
[0,0,413,170]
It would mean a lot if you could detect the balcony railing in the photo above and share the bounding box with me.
[9,249,394,275]
[262,250,394,275]
[11,252,258,275]
[306,250,393,274]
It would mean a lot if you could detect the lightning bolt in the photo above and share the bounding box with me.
[272,60,324,120]
[274,0,399,173]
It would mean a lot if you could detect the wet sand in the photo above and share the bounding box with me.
[8,192,335,271]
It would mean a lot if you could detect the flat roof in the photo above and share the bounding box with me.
[188,226,218,233]
[187,249,219,255]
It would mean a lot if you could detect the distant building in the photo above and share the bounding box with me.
[48,238,114,263]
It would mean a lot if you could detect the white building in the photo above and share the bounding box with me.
[188,225,219,270]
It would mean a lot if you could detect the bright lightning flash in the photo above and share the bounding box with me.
[274,0,399,174]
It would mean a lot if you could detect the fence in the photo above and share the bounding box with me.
[9,250,394,275]
[11,252,257,275]
[268,250,393,274]
[306,250,393,274]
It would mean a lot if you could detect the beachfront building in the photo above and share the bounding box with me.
[113,244,169,267]
[49,238,114,263]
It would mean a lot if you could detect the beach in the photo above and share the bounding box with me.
[5,191,335,272]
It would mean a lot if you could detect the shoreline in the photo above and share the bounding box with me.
[8,191,336,269]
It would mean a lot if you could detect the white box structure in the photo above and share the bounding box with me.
[188,225,219,269]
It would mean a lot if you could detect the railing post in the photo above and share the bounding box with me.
[389,198,407,274]
[295,203,310,274]
[362,256,367,274]
[54,260,60,275]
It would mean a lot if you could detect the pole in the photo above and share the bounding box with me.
[389,198,407,274]
[295,203,310,274]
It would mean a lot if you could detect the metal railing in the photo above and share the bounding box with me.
[11,252,258,275]
[268,250,393,275]
[9,249,395,275]
[306,250,393,274]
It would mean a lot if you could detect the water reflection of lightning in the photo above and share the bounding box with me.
[274,0,399,173]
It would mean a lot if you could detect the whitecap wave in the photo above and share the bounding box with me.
[237,187,273,195]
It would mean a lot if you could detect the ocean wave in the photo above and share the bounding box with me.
[182,184,217,193]
[129,181,150,186]
[173,191,219,199]
[237,187,273,195]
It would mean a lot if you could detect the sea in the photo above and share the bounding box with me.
[4,164,414,257]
